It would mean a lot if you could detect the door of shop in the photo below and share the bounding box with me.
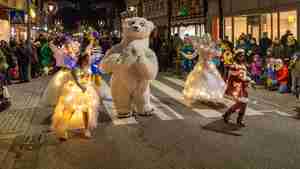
[247,15,260,43]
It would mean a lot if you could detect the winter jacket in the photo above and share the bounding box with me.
[272,44,283,58]
[0,49,8,72]
[277,65,289,84]
[260,38,272,56]
[290,59,300,78]
[40,43,53,67]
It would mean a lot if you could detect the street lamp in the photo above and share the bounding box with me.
[128,6,137,17]
[48,4,54,13]
[129,6,136,12]
[44,1,58,31]
[98,20,105,28]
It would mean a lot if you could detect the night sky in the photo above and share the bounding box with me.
[55,0,126,31]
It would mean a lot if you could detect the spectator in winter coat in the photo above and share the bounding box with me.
[270,38,284,59]
[40,41,54,74]
[265,58,277,90]
[289,53,300,97]
[260,32,272,58]
[276,59,289,93]
[251,54,262,84]
[15,41,32,82]
[0,41,15,85]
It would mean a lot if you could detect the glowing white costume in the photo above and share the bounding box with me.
[51,69,100,132]
[183,35,226,103]
[41,41,81,107]
[41,40,102,137]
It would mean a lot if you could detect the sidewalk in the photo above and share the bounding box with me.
[0,77,50,169]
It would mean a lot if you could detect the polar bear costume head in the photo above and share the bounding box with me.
[122,17,155,41]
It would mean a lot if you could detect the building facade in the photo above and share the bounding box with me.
[142,0,168,39]
[215,0,300,43]
[171,0,206,39]
[135,0,207,39]
[0,0,27,41]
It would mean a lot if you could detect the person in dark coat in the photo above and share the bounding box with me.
[0,41,15,85]
[259,32,272,58]
[15,41,32,82]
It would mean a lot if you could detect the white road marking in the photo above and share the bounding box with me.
[152,80,224,118]
[195,109,223,118]
[102,100,138,125]
[160,76,264,117]
[151,95,184,120]
[274,110,294,117]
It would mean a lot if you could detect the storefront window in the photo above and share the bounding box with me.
[234,17,247,42]
[224,17,232,42]
[179,25,196,39]
[261,14,271,38]
[272,12,278,40]
[200,24,205,37]
[279,10,297,39]
[0,20,10,41]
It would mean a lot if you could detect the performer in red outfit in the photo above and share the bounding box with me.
[276,59,289,93]
[223,52,252,127]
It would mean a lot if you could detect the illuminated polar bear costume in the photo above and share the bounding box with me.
[101,17,158,118]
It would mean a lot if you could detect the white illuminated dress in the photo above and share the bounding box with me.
[51,68,100,135]
[41,41,81,107]
[183,35,226,103]
[42,40,102,138]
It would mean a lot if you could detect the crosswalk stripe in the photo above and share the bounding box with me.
[274,110,294,117]
[102,100,138,125]
[151,95,184,120]
[195,109,223,118]
[152,80,223,118]
[159,76,264,117]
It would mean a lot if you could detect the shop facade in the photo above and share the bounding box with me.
[142,0,169,39]
[171,0,206,39]
[216,0,300,43]
[0,0,27,42]
[0,8,10,41]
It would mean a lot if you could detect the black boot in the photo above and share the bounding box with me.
[237,114,246,127]
[222,112,231,124]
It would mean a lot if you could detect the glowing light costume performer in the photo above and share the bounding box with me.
[42,39,102,140]
[183,34,226,104]
[41,40,81,107]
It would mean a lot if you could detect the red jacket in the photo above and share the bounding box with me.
[277,65,289,84]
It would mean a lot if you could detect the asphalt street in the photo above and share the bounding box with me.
[0,74,299,169]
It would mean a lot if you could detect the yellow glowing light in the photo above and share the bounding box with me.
[29,8,36,18]
[288,15,296,24]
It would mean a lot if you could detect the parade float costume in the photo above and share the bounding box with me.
[101,17,158,118]
[223,58,252,127]
[181,36,196,73]
[183,35,226,103]
[41,41,81,107]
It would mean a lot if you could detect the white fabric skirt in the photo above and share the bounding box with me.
[41,70,73,107]
[51,80,100,131]
[183,63,226,102]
